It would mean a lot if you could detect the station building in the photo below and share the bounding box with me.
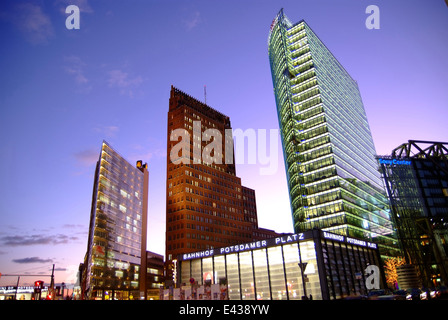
[175,229,385,300]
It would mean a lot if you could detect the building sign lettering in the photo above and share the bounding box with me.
[323,232,377,249]
[378,158,411,166]
[219,240,267,254]
[323,231,344,242]
[182,230,378,260]
[274,233,304,244]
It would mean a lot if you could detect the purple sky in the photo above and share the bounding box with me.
[0,0,447,287]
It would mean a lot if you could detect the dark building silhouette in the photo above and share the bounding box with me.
[145,251,165,300]
[378,140,448,287]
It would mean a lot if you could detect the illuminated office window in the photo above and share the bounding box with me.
[268,246,287,300]
[268,9,398,259]
[239,251,255,300]
[226,254,240,300]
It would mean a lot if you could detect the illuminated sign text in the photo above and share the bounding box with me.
[378,158,411,166]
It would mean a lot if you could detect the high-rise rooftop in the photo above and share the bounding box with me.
[268,9,399,258]
[82,141,149,300]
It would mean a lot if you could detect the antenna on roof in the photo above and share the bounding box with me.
[204,85,207,105]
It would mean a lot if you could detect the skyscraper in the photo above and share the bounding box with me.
[82,141,149,300]
[268,9,398,258]
[166,86,269,282]
[378,140,448,287]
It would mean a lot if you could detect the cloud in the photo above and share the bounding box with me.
[73,148,99,167]
[94,125,120,138]
[54,267,67,272]
[134,148,166,163]
[55,0,94,14]
[63,55,89,85]
[62,224,85,229]
[3,3,54,44]
[63,264,81,284]
[184,11,201,31]
[107,69,143,98]
[1,234,78,247]
[129,142,166,163]
[12,257,53,264]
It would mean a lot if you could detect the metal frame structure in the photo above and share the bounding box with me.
[378,140,448,287]
[392,140,448,175]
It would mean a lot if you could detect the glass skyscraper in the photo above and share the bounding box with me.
[82,141,149,300]
[378,140,448,287]
[268,9,398,258]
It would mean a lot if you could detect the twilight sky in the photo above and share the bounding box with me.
[0,0,447,287]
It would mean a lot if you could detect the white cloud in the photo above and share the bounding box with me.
[63,55,89,85]
[4,3,54,44]
[107,69,143,98]
[134,148,166,163]
[73,148,99,167]
[94,125,120,138]
[184,11,201,31]
[129,141,166,163]
[55,0,94,14]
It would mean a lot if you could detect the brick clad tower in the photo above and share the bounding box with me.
[166,86,258,282]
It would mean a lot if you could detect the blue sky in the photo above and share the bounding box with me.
[0,0,447,287]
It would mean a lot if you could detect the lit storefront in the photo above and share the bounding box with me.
[0,287,49,300]
[175,229,385,300]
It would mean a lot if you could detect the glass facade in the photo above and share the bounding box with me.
[178,230,385,300]
[378,141,448,287]
[83,141,148,300]
[268,10,398,258]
